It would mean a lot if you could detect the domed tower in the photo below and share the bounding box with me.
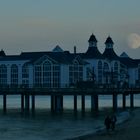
[84,34,102,59]
[103,36,118,60]
[105,36,114,49]
[88,34,98,48]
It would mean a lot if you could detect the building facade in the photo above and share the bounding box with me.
[0,34,139,88]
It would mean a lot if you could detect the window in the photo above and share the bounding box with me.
[114,62,118,82]
[0,64,7,86]
[69,62,83,85]
[98,61,102,84]
[22,64,29,86]
[103,62,109,83]
[34,65,42,87]
[34,60,60,88]
[11,64,18,87]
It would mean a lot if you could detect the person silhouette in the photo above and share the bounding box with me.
[104,115,111,131]
[110,114,117,131]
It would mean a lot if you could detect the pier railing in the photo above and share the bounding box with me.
[0,86,140,95]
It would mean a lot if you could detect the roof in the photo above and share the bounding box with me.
[0,55,28,61]
[119,57,138,68]
[105,36,114,44]
[120,52,129,58]
[52,45,64,52]
[83,47,103,59]
[0,50,6,57]
[20,51,87,65]
[88,34,97,42]
[103,48,119,60]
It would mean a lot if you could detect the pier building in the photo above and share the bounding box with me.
[0,34,139,88]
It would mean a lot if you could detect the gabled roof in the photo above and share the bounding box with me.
[52,45,64,52]
[20,51,87,65]
[102,48,119,60]
[84,47,103,59]
[120,52,129,58]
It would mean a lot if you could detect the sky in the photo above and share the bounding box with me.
[0,0,140,58]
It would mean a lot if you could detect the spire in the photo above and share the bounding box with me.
[88,34,97,42]
[105,36,114,49]
[0,49,6,57]
[88,34,98,47]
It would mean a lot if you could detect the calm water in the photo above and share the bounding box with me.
[0,94,139,140]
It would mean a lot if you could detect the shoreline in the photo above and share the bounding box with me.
[66,109,132,140]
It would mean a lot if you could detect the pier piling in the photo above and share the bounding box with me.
[113,93,117,111]
[31,94,35,112]
[130,93,134,108]
[25,94,30,111]
[122,93,126,109]
[21,94,24,112]
[3,94,7,113]
[81,95,85,112]
[74,95,77,112]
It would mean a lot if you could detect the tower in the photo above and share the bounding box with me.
[88,34,97,48]
[105,36,114,49]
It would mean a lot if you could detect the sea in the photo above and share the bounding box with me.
[0,94,140,140]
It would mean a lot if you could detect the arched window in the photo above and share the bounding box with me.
[42,61,52,88]
[103,62,109,83]
[42,60,60,88]
[114,62,118,82]
[11,64,18,86]
[22,64,29,85]
[0,64,7,86]
[34,65,42,87]
[103,63,109,71]
[98,61,102,83]
[69,60,83,85]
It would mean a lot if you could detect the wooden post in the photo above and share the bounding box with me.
[94,94,99,111]
[55,95,63,112]
[122,93,126,109]
[113,93,117,111]
[81,95,85,112]
[31,94,35,112]
[21,94,24,112]
[51,95,55,112]
[25,94,30,111]
[74,95,77,112]
[130,93,134,108]
[3,94,7,113]
[91,94,98,111]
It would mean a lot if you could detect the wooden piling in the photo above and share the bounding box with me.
[3,94,7,113]
[74,95,77,112]
[122,93,126,109]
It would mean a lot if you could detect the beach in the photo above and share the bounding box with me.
[72,109,140,140]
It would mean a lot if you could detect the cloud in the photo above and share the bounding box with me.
[128,33,140,49]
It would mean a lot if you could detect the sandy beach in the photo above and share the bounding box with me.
[72,109,140,140]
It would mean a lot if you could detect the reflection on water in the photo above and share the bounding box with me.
[0,94,139,140]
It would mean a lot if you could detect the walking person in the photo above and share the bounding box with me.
[104,115,111,131]
[110,114,117,131]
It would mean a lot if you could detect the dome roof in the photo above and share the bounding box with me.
[88,34,97,42]
[105,36,114,44]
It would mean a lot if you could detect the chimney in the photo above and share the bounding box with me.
[74,46,76,54]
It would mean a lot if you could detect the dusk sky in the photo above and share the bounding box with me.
[0,0,140,58]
